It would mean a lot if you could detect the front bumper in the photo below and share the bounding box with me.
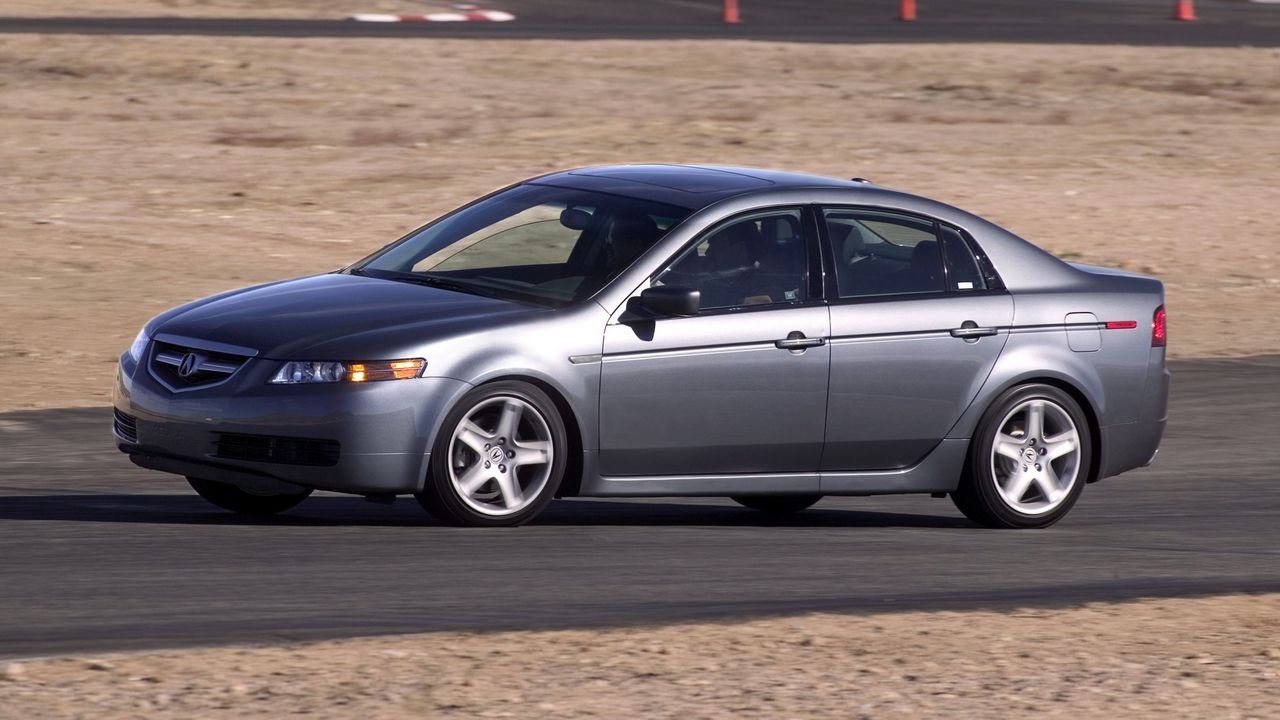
[113,353,470,495]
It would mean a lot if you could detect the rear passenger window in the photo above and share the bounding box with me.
[824,209,944,297]
[824,209,1001,298]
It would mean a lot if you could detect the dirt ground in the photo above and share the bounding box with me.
[2,37,1279,413]
[1,0,451,19]
[2,33,1279,718]
[0,593,1277,718]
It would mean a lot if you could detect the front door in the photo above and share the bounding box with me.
[599,208,831,477]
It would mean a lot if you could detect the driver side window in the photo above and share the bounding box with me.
[654,209,808,312]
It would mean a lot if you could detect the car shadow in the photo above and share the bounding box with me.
[0,494,977,529]
[538,498,976,529]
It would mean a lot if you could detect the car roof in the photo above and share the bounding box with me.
[527,164,864,208]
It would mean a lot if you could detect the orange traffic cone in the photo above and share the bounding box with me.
[1171,0,1197,21]
[899,0,917,21]
[724,0,740,24]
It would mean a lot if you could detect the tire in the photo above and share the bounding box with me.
[187,477,312,516]
[415,381,568,527]
[951,383,1093,529]
[731,495,822,513]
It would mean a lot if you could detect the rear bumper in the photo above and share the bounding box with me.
[1100,355,1169,479]
[113,353,470,494]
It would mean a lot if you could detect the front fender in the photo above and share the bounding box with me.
[419,303,608,454]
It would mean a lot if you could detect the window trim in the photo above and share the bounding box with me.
[816,204,1008,305]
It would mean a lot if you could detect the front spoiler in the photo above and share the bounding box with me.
[125,448,310,495]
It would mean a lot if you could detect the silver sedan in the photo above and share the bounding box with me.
[113,165,1169,528]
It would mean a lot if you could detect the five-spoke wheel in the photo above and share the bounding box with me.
[417,381,568,526]
[952,384,1092,528]
[989,398,1082,516]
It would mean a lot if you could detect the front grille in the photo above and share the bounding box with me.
[113,409,139,443]
[150,340,249,392]
[214,432,341,467]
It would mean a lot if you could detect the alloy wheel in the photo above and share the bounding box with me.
[447,395,554,516]
[989,398,1082,516]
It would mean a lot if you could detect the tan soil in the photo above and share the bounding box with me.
[2,37,1279,411]
[2,593,1278,718]
[1,0,450,20]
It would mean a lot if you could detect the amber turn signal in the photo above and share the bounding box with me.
[347,359,426,383]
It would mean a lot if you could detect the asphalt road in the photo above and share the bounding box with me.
[0,355,1277,659]
[1,0,1279,45]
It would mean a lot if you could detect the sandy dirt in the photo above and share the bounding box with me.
[2,35,1278,718]
[0,0,452,19]
[1,593,1278,718]
[1,37,1279,411]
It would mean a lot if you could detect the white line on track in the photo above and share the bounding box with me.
[349,10,515,22]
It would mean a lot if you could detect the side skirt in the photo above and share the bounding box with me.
[818,438,967,495]
[577,438,968,497]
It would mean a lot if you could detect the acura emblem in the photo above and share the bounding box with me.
[177,353,200,378]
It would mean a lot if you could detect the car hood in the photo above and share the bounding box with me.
[154,273,546,359]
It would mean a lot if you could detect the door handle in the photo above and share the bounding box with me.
[950,321,998,340]
[775,331,826,350]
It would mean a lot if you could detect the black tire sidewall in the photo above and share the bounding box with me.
[961,384,1092,529]
[421,381,568,527]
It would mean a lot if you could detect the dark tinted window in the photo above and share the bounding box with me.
[956,227,1005,290]
[824,209,945,297]
[825,209,1004,298]
[655,209,808,311]
[940,225,986,292]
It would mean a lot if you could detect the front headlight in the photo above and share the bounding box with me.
[268,358,425,385]
[127,327,150,364]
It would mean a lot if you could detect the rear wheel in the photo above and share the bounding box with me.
[731,495,822,514]
[951,384,1092,529]
[186,477,312,516]
[416,381,568,527]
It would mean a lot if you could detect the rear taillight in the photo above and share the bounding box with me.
[1152,305,1166,347]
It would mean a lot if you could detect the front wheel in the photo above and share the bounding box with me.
[732,495,822,513]
[416,381,568,527]
[187,477,312,516]
[951,384,1092,529]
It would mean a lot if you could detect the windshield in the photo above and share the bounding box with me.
[355,184,692,307]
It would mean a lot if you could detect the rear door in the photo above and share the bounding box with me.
[821,207,1013,471]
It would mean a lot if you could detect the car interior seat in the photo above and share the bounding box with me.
[701,222,761,307]
[753,215,805,303]
[900,239,944,293]
[606,214,662,269]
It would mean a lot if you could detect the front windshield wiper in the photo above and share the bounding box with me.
[353,269,507,300]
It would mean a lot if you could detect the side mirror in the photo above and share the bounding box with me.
[639,286,700,318]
